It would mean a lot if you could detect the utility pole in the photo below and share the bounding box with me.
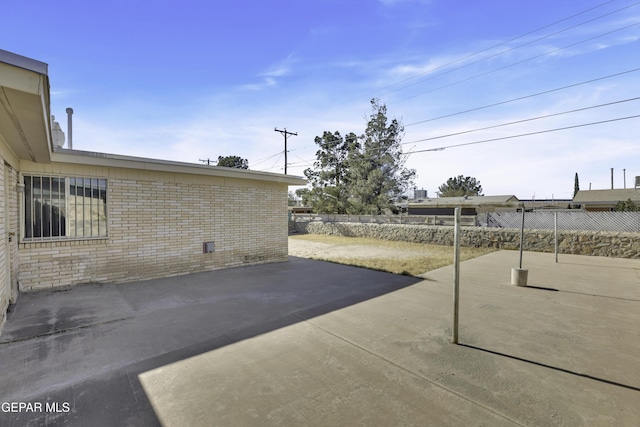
[274,128,297,174]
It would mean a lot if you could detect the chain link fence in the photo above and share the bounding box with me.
[485,211,640,232]
[292,211,640,233]
[291,213,477,227]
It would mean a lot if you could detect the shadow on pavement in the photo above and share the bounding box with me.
[0,257,420,426]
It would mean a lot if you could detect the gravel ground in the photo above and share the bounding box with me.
[287,234,496,277]
[288,236,428,260]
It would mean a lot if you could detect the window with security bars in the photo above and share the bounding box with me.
[24,175,107,239]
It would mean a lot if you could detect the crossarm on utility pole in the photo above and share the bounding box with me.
[274,128,297,174]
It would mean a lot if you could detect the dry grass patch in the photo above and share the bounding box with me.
[289,234,495,276]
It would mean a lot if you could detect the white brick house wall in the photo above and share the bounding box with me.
[18,163,291,290]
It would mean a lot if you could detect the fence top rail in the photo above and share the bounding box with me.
[410,201,525,209]
[293,213,478,218]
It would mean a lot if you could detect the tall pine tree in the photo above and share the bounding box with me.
[348,99,415,214]
[300,99,415,214]
[300,131,359,214]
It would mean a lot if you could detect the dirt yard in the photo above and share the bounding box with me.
[288,234,495,276]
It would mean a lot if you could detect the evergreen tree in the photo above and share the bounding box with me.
[347,99,416,214]
[301,99,415,214]
[302,131,359,213]
[438,175,483,197]
[613,198,638,212]
[574,172,580,198]
[217,155,249,169]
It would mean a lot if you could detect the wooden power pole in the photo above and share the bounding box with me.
[274,128,297,174]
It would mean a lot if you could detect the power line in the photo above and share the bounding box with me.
[400,20,640,102]
[292,67,640,148]
[272,110,640,170]
[350,0,623,103]
[405,66,640,127]
[289,154,315,168]
[408,114,640,154]
[265,152,284,172]
[402,96,640,145]
[251,151,284,167]
[382,1,640,99]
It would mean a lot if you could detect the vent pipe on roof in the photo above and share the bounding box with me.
[65,107,73,149]
[623,169,626,189]
[611,168,614,189]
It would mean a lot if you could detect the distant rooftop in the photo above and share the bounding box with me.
[410,195,520,207]
[573,189,640,203]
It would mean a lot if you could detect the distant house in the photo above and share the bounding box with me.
[520,199,573,211]
[289,206,313,214]
[408,195,521,216]
[572,189,640,211]
[413,188,428,199]
[0,50,305,332]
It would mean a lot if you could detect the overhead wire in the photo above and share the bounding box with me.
[353,0,623,101]
[264,152,283,172]
[289,154,315,167]
[276,103,640,170]
[380,1,640,99]
[251,151,285,167]
[402,96,640,145]
[400,20,640,102]
[405,66,640,127]
[280,66,640,162]
[260,2,640,173]
[408,114,640,154]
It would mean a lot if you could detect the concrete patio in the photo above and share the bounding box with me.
[1,251,638,426]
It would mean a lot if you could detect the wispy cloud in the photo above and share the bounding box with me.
[241,54,298,91]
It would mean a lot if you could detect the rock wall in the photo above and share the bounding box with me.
[294,221,639,259]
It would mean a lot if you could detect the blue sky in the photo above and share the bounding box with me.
[2,0,639,199]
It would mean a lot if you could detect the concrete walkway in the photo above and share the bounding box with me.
[1,252,638,426]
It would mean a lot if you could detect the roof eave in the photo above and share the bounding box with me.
[0,50,52,163]
[50,148,307,185]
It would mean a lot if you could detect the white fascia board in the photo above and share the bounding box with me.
[51,148,307,185]
[0,49,48,75]
[0,62,46,95]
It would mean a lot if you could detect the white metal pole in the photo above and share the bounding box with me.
[519,207,525,269]
[554,212,558,263]
[452,207,461,344]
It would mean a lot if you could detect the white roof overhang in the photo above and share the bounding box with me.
[0,50,52,163]
[51,148,307,185]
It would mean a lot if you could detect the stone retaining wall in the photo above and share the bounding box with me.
[294,221,639,259]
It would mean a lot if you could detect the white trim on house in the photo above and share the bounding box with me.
[52,148,306,186]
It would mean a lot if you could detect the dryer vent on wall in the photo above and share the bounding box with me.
[203,242,215,253]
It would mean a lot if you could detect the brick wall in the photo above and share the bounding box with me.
[0,160,6,329]
[18,166,289,290]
